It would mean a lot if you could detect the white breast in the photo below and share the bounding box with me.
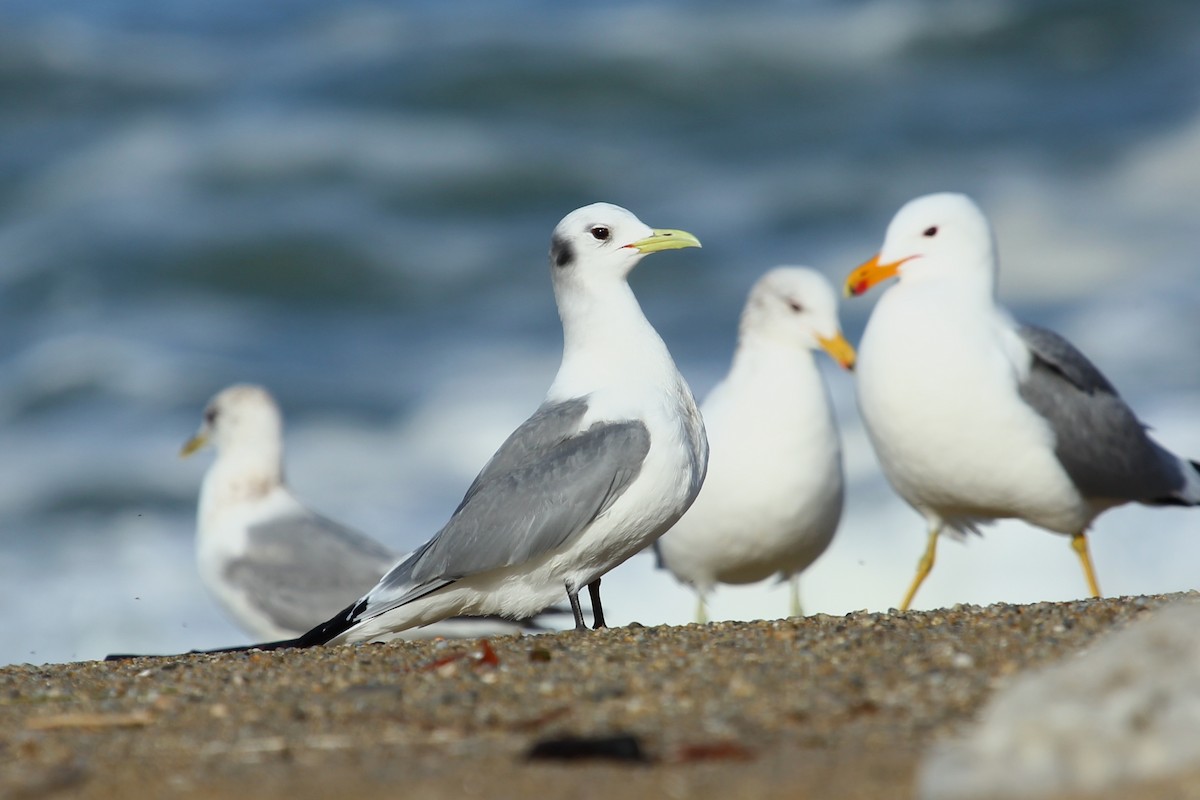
[856,284,1089,534]
[570,376,707,567]
[662,349,842,587]
[195,472,303,636]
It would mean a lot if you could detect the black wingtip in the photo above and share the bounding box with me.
[1154,460,1200,508]
[103,636,306,662]
[102,598,369,662]
[287,596,369,648]
[193,637,306,655]
[206,596,367,652]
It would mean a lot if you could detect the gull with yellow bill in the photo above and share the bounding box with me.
[845,192,1200,610]
[177,202,707,653]
[655,267,855,621]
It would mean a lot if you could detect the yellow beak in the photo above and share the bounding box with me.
[626,228,702,254]
[844,253,911,298]
[180,433,209,458]
[817,331,857,371]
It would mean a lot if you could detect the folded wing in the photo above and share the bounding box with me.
[1016,324,1189,505]
[359,397,652,620]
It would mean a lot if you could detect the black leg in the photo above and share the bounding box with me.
[588,579,606,630]
[566,583,587,631]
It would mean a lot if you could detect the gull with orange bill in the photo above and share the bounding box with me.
[845,192,1200,610]
[655,267,855,621]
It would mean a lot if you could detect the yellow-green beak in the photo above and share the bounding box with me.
[180,433,209,458]
[817,331,857,371]
[626,228,702,254]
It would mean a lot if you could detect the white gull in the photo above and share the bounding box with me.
[654,267,855,621]
[224,202,707,649]
[846,192,1200,610]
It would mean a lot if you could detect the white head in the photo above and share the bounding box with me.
[182,384,284,465]
[740,267,856,370]
[845,193,997,297]
[548,202,701,297]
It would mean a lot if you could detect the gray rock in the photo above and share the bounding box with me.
[918,599,1200,799]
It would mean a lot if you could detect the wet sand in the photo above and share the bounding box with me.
[3,594,1198,800]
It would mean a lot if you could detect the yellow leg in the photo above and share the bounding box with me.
[900,526,942,612]
[1070,532,1102,598]
[695,593,708,624]
[789,576,803,618]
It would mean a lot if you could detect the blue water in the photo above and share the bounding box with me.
[3,0,1200,666]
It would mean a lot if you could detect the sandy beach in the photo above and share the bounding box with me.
[4,594,1199,800]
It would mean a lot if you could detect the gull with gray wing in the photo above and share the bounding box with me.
[845,192,1200,610]
[202,202,706,650]
[183,384,549,642]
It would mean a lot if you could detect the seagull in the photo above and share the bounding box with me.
[845,192,1200,611]
[654,267,855,622]
[184,384,548,641]
[203,202,706,651]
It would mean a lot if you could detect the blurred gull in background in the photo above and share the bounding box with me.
[655,267,855,622]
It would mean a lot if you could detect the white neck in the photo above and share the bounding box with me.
[547,278,679,401]
[197,442,284,526]
[730,332,818,381]
[902,252,997,299]
[720,333,832,430]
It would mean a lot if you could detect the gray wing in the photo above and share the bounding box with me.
[456,397,591,505]
[224,510,395,635]
[1016,324,1187,503]
[368,398,651,610]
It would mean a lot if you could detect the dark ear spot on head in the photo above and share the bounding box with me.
[550,234,575,269]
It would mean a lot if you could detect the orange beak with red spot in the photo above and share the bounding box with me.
[844,254,914,297]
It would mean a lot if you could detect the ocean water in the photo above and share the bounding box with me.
[2,0,1199,666]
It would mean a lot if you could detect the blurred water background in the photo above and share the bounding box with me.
[2,0,1199,665]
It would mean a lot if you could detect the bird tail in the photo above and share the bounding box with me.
[103,597,368,662]
[103,636,305,662]
[286,596,370,648]
[1170,459,1200,505]
[1156,459,1200,507]
[200,597,369,653]
[1187,460,1200,504]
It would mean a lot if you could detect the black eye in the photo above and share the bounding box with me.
[590,226,610,241]
[923,226,938,237]
[204,407,218,425]
[787,300,804,313]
